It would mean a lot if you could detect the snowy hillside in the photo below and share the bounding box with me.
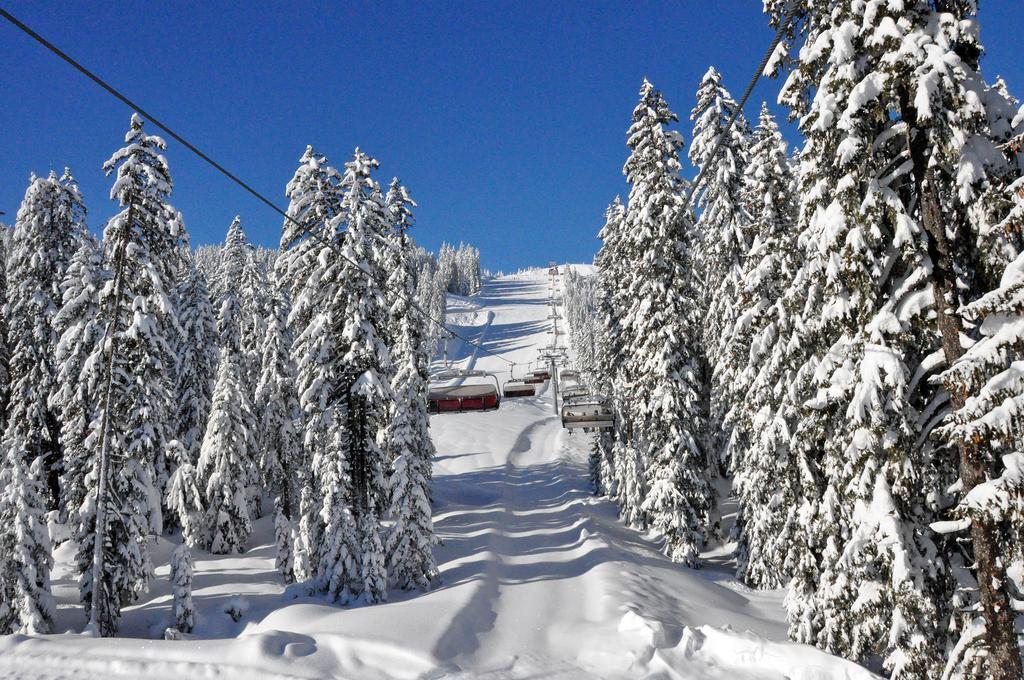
[0,269,875,679]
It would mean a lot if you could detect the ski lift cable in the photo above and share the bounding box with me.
[685,0,800,207]
[0,7,517,367]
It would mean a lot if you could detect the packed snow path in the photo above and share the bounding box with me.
[0,271,877,679]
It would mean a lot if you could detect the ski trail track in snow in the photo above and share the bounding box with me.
[0,270,879,680]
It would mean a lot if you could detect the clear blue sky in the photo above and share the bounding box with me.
[2,2,1023,271]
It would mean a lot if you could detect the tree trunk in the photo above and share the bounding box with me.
[88,205,133,637]
[909,124,1023,678]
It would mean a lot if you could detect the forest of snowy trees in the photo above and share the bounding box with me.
[568,4,1024,680]
[6,2,1024,679]
[0,116,483,638]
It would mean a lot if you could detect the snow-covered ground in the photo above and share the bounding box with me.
[0,268,877,679]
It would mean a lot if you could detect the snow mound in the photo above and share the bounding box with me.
[600,610,881,680]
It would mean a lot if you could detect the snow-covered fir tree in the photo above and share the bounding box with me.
[278,146,345,584]
[592,197,627,499]
[436,242,482,296]
[563,270,600,389]
[416,254,447,362]
[939,242,1024,678]
[211,218,261,518]
[164,439,205,549]
[219,216,271,399]
[51,236,107,536]
[761,1,1024,676]
[382,178,438,590]
[620,79,713,564]
[78,115,186,636]
[726,104,798,588]
[3,169,87,509]
[0,224,9,429]
[254,279,302,582]
[0,456,54,634]
[281,147,394,603]
[173,253,217,463]
[688,67,751,475]
[780,6,947,671]
[316,150,394,604]
[0,169,86,635]
[168,543,194,634]
[592,80,714,559]
[197,306,255,553]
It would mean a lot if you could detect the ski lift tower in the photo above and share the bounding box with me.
[537,345,568,415]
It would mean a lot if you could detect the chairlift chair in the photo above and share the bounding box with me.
[428,368,502,413]
[502,380,536,398]
[561,399,614,430]
[560,386,589,402]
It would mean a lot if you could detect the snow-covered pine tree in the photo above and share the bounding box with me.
[217,217,248,350]
[916,45,1024,680]
[154,218,189,502]
[593,197,627,499]
[358,507,387,603]
[760,1,1024,675]
[436,242,457,294]
[563,270,599,389]
[616,79,713,565]
[164,440,205,548]
[688,67,751,475]
[939,248,1024,679]
[3,169,87,509]
[197,317,254,553]
[0,170,86,635]
[316,405,360,602]
[382,178,438,591]
[791,10,947,672]
[726,104,799,588]
[80,114,186,636]
[416,254,447,362]
[0,456,54,634]
[168,543,194,634]
[212,218,261,519]
[0,225,9,430]
[173,253,217,464]
[254,278,302,582]
[278,146,345,584]
[51,236,107,536]
[235,223,271,400]
[281,147,394,603]
[561,267,601,487]
[453,244,482,295]
[970,77,1024,288]
[315,150,394,604]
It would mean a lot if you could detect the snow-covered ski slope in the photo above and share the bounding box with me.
[0,269,877,680]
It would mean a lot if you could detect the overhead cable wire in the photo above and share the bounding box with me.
[0,5,516,367]
[685,0,800,206]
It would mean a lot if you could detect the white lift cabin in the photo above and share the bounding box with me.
[560,386,590,403]
[561,399,614,430]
